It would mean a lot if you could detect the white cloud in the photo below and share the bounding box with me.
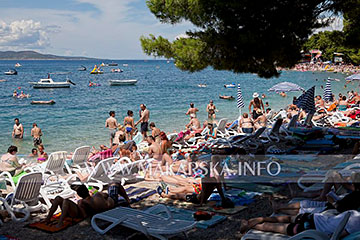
[0,19,59,50]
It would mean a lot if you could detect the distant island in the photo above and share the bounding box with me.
[0,50,96,60]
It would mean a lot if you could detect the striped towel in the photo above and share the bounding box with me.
[118,186,156,203]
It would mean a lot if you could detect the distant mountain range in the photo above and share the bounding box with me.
[0,51,96,60]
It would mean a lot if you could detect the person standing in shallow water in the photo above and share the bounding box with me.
[206,100,217,123]
[105,111,118,146]
[249,92,265,120]
[185,102,199,119]
[12,118,24,139]
[31,123,43,147]
[135,104,150,141]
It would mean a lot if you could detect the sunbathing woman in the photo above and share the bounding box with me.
[240,210,360,237]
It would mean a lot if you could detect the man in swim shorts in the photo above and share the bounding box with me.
[135,104,150,141]
[12,118,23,139]
[105,111,118,146]
[31,123,43,147]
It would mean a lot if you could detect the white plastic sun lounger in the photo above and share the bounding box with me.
[0,172,48,224]
[67,146,91,172]
[297,162,360,192]
[91,204,196,239]
[241,211,351,240]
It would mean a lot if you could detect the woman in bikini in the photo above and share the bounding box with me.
[206,100,217,123]
[253,109,267,129]
[123,110,135,141]
[239,113,254,134]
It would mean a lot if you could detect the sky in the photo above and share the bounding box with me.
[0,1,343,59]
[0,0,193,59]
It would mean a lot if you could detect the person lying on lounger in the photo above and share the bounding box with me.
[240,210,360,237]
[290,170,358,201]
[269,173,360,216]
[44,183,130,228]
[156,154,234,208]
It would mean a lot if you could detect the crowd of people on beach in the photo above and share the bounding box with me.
[292,62,360,74]
[1,78,360,238]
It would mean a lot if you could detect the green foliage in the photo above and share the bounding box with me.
[303,30,360,65]
[141,0,360,77]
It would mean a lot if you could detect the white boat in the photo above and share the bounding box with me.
[109,79,137,86]
[122,64,129,67]
[29,78,75,88]
[15,63,22,67]
[198,84,207,88]
[4,69,17,75]
[224,84,236,88]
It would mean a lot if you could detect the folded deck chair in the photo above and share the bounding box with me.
[67,146,91,172]
[0,172,48,223]
[69,157,118,191]
[241,211,351,240]
[26,151,76,207]
[91,204,196,239]
[216,118,229,138]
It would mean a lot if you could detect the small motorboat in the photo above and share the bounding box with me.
[111,68,123,73]
[100,63,109,67]
[109,79,137,86]
[78,65,87,71]
[29,76,76,88]
[108,62,118,66]
[31,100,56,105]
[15,63,22,67]
[122,64,129,67]
[198,84,207,88]
[4,69,17,75]
[219,95,235,100]
[224,83,236,88]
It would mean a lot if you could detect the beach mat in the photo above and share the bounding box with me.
[120,186,157,204]
[27,212,83,233]
[198,202,247,215]
[150,206,227,229]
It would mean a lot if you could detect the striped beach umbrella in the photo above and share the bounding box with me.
[323,79,333,102]
[237,84,245,109]
[295,86,316,113]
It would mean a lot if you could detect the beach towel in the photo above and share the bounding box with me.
[117,186,156,204]
[0,236,18,240]
[88,149,113,163]
[150,206,227,229]
[27,212,83,233]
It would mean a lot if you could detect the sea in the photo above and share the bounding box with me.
[0,60,357,154]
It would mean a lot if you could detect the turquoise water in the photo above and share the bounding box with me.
[0,60,357,154]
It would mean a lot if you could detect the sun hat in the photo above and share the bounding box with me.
[256,109,262,114]
[253,92,259,98]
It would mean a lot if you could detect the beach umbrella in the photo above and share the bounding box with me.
[345,74,360,81]
[323,79,333,102]
[237,84,245,110]
[236,84,245,121]
[268,82,304,92]
[294,86,316,113]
